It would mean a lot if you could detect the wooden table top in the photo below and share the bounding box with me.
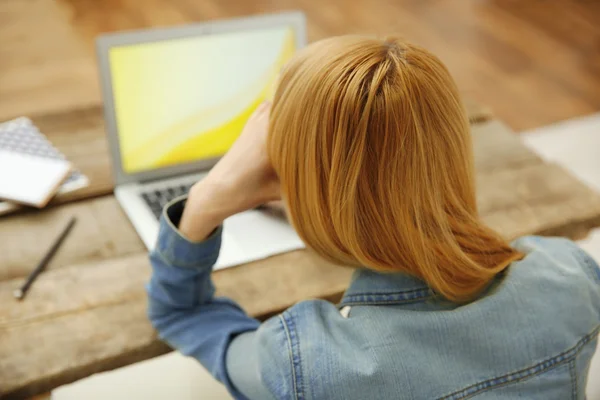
[2,110,600,398]
[2,1,600,398]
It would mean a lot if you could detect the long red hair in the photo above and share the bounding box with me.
[268,35,523,302]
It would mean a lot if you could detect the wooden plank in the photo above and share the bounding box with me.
[0,119,539,282]
[2,119,600,398]
[0,0,100,122]
[0,251,352,329]
[1,0,599,132]
[478,163,600,240]
[0,251,353,398]
[0,197,143,281]
[6,99,491,209]
[2,120,599,283]
[48,0,600,131]
[471,120,541,172]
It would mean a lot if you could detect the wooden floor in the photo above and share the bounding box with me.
[1,0,599,131]
[0,0,598,131]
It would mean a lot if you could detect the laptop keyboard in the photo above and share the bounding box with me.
[140,182,194,220]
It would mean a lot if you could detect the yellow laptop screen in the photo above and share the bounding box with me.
[109,27,296,174]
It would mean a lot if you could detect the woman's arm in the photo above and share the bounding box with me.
[147,196,260,397]
[146,103,281,399]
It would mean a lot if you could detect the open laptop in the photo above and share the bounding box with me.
[96,12,306,269]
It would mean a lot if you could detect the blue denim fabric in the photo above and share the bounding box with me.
[147,197,259,400]
[147,198,600,400]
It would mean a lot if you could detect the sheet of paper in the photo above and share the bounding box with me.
[216,209,305,270]
[0,150,71,207]
[52,352,233,400]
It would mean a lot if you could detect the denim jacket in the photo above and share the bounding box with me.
[147,197,600,399]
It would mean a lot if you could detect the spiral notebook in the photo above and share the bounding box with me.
[0,117,89,213]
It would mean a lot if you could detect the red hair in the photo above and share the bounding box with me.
[268,36,523,302]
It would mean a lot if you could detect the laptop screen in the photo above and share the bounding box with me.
[108,26,297,174]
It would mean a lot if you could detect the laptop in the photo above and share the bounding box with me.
[96,12,307,269]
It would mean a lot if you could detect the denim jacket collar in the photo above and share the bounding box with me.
[340,268,435,306]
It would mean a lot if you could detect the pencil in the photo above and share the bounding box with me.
[13,216,77,300]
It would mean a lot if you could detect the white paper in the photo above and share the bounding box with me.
[216,209,305,270]
[52,352,233,400]
[0,150,71,206]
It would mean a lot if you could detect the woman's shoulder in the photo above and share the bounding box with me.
[511,235,600,283]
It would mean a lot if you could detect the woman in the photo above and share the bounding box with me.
[147,36,599,399]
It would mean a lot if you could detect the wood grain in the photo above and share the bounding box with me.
[0,0,100,123]
[0,249,353,399]
[0,196,143,282]
[1,120,598,283]
[10,99,491,210]
[2,120,600,398]
[0,104,491,282]
[1,0,598,130]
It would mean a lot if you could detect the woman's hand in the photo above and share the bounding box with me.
[179,102,280,242]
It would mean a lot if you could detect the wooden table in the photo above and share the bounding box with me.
[2,106,600,399]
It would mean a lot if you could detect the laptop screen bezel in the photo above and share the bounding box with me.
[96,11,307,186]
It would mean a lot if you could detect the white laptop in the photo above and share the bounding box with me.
[96,12,306,269]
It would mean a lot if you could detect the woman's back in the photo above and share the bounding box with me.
[237,236,599,399]
[146,34,600,400]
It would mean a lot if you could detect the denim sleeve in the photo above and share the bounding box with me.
[146,196,261,400]
[572,244,600,284]
[226,331,278,400]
